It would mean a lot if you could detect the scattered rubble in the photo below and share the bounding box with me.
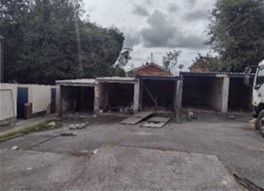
[48,121,56,128]
[93,148,98,154]
[71,150,93,158]
[187,110,197,121]
[69,123,88,130]
[228,115,235,120]
[12,146,19,150]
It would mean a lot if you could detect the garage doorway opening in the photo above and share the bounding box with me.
[61,86,94,113]
[99,83,134,112]
[182,76,223,111]
[141,79,176,111]
[228,78,252,111]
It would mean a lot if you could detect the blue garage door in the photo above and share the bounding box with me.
[17,87,28,118]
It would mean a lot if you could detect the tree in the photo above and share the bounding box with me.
[162,50,182,71]
[0,0,124,84]
[116,46,133,68]
[207,0,264,72]
[191,53,222,72]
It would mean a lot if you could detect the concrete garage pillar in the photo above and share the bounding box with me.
[55,84,61,115]
[174,79,183,110]
[133,80,140,112]
[221,76,230,113]
[94,82,99,114]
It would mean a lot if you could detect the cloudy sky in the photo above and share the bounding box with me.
[83,0,216,71]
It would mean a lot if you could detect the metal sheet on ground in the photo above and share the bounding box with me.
[120,111,153,125]
[141,117,171,128]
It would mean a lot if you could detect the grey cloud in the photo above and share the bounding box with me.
[167,3,178,13]
[185,0,197,9]
[140,10,206,49]
[141,10,177,47]
[132,5,149,17]
[144,0,152,5]
[174,35,206,49]
[184,9,209,21]
[124,32,141,47]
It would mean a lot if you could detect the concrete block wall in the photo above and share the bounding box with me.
[208,78,224,112]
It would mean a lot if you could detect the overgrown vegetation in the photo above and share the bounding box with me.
[0,0,125,84]
[0,120,62,142]
[162,50,183,71]
[206,0,264,72]
[191,53,222,72]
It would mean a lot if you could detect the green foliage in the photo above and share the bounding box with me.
[191,53,223,72]
[0,120,62,142]
[0,0,124,84]
[162,50,182,71]
[116,47,133,68]
[207,0,264,72]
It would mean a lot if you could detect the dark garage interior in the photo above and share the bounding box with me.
[99,83,134,111]
[228,78,252,111]
[182,76,223,111]
[61,86,94,113]
[140,79,176,110]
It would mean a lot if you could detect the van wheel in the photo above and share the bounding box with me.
[257,111,264,137]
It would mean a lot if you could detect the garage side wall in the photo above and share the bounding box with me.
[32,85,52,113]
[208,78,223,112]
[0,84,17,122]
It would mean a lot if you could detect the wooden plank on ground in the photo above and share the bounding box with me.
[141,117,171,128]
[120,111,153,125]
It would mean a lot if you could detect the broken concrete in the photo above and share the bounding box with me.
[69,146,245,191]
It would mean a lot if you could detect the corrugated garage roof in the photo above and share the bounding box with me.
[56,79,96,86]
[180,71,255,78]
[97,77,136,81]
[97,77,137,83]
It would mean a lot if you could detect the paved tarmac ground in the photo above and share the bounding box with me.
[0,112,263,190]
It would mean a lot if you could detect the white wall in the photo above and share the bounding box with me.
[0,83,55,121]
[0,83,17,120]
[32,85,52,113]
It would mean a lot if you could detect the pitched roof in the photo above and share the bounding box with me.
[130,62,171,74]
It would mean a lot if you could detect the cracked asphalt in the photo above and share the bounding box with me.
[0,112,263,190]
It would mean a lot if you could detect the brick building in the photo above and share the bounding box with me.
[128,62,172,77]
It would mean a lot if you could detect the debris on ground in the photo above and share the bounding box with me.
[141,117,171,128]
[187,110,197,121]
[48,121,56,128]
[71,150,93,158]
[12,146,19,150]
[93,148,98,154]
[110,105,133,114]
[60,132,77,136]
[228,115,235,120]
[69,123,88,130]
[249,118,257,130]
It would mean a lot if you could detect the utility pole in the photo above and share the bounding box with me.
[151,53,153,63]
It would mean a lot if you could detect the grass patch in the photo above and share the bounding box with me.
[0,119,62,143]
[104,140,118,147]
[71,150,94,158]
